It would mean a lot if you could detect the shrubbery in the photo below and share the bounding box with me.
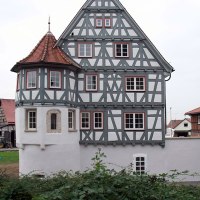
[0,149,200,200]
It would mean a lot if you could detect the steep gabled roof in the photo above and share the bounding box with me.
[185,107,200,115]
[11,31,81,72]
[0,99,15,125]
[56,0,174,74]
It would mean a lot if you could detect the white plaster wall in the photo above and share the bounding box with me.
[80,138,200,181]
[175,119,191,131]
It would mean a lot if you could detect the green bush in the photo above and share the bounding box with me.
[0,149,200,200]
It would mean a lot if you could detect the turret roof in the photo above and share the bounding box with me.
[11,31,81,72]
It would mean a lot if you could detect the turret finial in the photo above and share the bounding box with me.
[48,16,51,33]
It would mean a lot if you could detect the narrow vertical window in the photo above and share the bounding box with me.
[81,112,90,129]
[124,113,144,130]
[50,71,61,88]
[198,115,200,125]
[115,43,129,57]
[17,73,20,90]
[96,18,103,27]
[68,110,76,131]
[51,113,57,130]
[27,71,37,89]
[94,112,103,129]
[86,75,97,91]
[78,43,92,57]
[26,109,37,131]
[104,18,111,27]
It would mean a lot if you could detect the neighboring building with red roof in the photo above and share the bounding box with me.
[166,118,191,137]
[185,107,200,136]
[0,99,16,147]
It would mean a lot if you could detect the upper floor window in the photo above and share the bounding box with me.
[115,43,129,57]
[68,110,76,131]
[86,75,98,91]
[81,112,90,129]
[126,77,145,92]
[124,113,144,130]
[27,71,37,89]
[78,43,92,57]
[94,112,103,129]
[133,154,147,175]
[96,18,103,27]
[104,18,111,27]
[50,71,61,89]
[26,109,37,131]
[198,115,200,125]
[17,73,20,90]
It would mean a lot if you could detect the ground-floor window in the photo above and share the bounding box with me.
[46,109,61,133]
[68,110,76,131]
[133,154,147,174]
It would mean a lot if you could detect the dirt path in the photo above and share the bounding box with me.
[0,163,19,177]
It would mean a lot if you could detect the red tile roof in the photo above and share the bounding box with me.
[167,118,191,129]
[0,99,15,125]
[185,107,200,115]
[11,31,81,72]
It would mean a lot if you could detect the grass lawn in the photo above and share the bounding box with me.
[0,151,19,165]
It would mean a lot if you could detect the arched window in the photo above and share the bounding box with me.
[46,109,61,133]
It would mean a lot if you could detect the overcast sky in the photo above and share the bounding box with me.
[0,0,200,122]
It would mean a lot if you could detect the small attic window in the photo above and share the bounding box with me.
[184,123,188,127]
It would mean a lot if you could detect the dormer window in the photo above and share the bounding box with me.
[50,71,61,88]
[78,43,92,57]
[115,43,129,57]
[27,71,37,89]
[96,18,103,27]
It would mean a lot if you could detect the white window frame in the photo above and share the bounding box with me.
[78,43,92,57]
[124,113,144,130]
[86,75,98,91]
[125,77,145,92]
[27,71,37,89]
[17,73,20,90]
[26,109,37,131]
[93,112,103,130]
[133,154,147,175]
[50,71,61,89]
[198,115,200,125]
[81,112,91,130]
[104,18,111,27]
[96,18,103,27]
[115,43,129,57]
[68,110,76,131]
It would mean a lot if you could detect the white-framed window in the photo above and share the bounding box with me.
[126,77,145,91]
[78,43,92,57]
[198,115,200,125]
[94,112,103,129]
[17,73,20,90]
[104,18,111,27]
[124,113,144,130]
[133,154,147,175]
[50,71,61,88]
[115,43,129,57]
[46,109,61,133]
[86,75,97,91]
[96,18,103,27]
[27,71,37,89]
[26,109,37,131]
[81,112,90,129]
[68,110,76,131]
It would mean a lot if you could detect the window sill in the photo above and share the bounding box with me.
[24,130,37,133]
[68,129,78,132]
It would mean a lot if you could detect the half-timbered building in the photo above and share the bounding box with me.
[11,0,200,180]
